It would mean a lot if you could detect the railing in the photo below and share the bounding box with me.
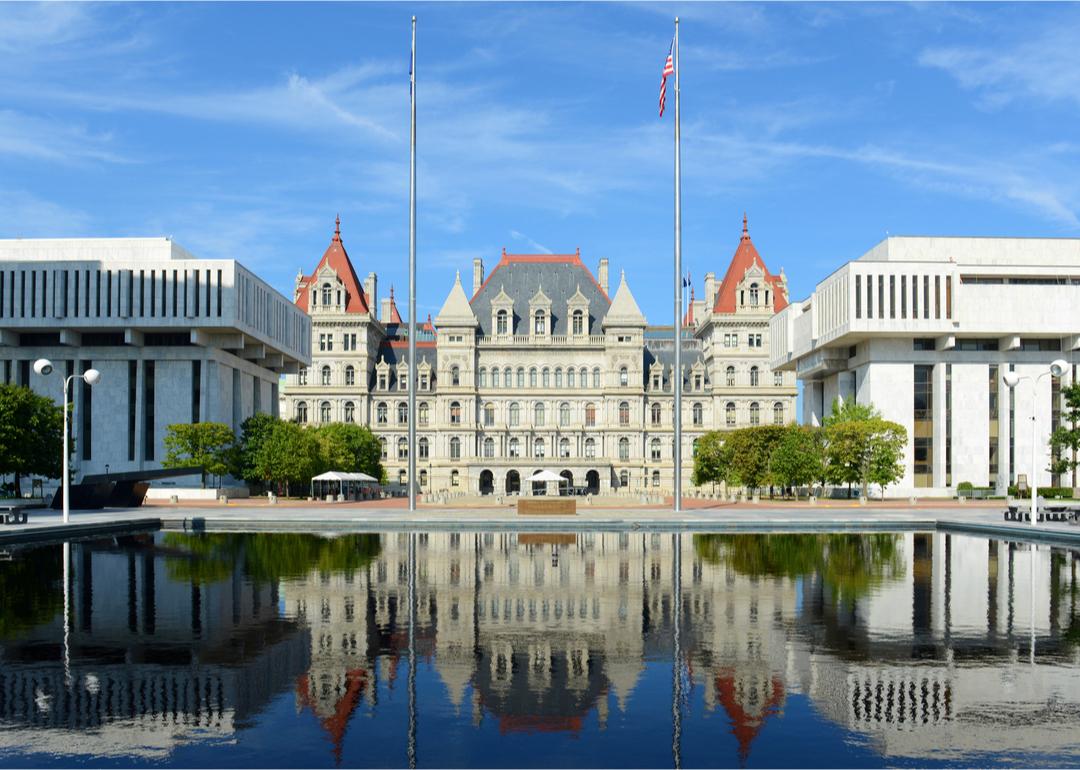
[477,334,606,346]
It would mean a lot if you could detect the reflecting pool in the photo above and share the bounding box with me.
[1,531,1079,767]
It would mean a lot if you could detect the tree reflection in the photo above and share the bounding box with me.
[0,545,62,638]
[693,533,905,601]
[163,532,382,584]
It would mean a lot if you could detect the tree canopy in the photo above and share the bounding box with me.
[823,399,907,497]
[162,422,236,488]
[312,422,383,480]
[0,384,64,497]
[1051,381,1080,488]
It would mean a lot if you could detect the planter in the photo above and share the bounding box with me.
[267,492,278,505]
[808,496,817,505]
[858,496,868,505]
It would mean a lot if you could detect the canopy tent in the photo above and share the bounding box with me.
[525,469,569,496]
[311,471,379,501]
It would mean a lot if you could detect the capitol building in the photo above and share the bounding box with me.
[280,216,797,495]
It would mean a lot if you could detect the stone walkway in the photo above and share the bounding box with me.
[3,500,1080,547]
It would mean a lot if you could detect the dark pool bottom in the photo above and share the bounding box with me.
[0,530,1077,768]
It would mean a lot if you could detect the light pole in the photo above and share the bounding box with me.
[34,359,102,523]
[1003,359,1067,527]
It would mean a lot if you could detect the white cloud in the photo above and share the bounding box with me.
[0,189,92,236]
[0,110,130,164]
[509,230,553,254]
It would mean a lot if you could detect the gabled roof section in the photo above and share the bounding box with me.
[435,271,479,327]
[603,270,646,328]
[295,216,370,314]
[713,214,788,315]
[470,248,611,336]
[387,286,403,324]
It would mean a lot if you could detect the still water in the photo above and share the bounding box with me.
[0,530,1078,768]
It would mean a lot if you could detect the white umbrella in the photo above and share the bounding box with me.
[526,470,565,483]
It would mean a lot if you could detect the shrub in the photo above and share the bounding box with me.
[1007,485,1074,499]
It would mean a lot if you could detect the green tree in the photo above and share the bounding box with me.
[865,419,907,499]
[692,431,733,487]
[726,425,789,492]
[1050,382,1080,488]
[162,422,236,489]
[769,425,825,497]
[313,422,384,480]
[823,399,907,497]
[251,421,322,495]
[233,412,279,485]
[0,384,63,497]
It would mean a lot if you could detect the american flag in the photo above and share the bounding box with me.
[659,39,674,117]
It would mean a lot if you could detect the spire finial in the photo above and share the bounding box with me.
[334,214,341,241]
[390,285,395,300]
[742,212,748,237]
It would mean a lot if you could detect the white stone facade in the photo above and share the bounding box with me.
[770,236,1080,496]
[281,220,798,495]
[0,237,310,483]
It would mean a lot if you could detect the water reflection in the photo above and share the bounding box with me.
[0,531,1078,767]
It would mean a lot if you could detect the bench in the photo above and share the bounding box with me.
[1004,500,1079,523]
[0,507,29,525]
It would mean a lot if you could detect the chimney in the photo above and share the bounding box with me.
[365,272,377,317]
[704,271,716,309]
[598,258,609,295]
[473,258,484,295]
[380,296,393,323]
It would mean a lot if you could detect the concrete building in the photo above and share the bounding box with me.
[0,238,310,485]
[281,216,797,495]
[770,236,1080,497]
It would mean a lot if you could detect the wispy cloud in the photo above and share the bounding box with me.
[0,189,92,236]
[0,110,130,164]
[509,230,552,254]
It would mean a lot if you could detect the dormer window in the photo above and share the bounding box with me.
[496,310,508,335]
[749,283,759,305]
[534,310,547,335]
[322,283,332,306]
[378,372,388,390]
[572,310,584,335]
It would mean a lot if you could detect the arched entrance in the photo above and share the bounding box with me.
[505,470,520,495]
[532,469,546,496]
[479,469,494,496]
[560,470,574,496]
[585,470,600,495]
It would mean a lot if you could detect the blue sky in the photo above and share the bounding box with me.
[2,2,1079,322]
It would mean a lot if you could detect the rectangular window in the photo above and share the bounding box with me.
[854,275,861,319]
[81,359,93,461]
[923,276,930,319]
[913,338,935,351]
[138,270,144,316]
[125,270,133,317]
[217,269,223,317]
[866,274,873,318]
[934,276,941,319]
[128,361,137,461]
[193,270,200,316]
[205,269,211,317]
[192,361,202,423]
[107,270,113,317]
[149,270,155,317]
[30,270,36,317]
[889,275,895,319]
[989,364,999,484]
[913,364,934,488]
[912,274,918,318]
[877,275,884,319]
[945,275,952,319]
[900,276,907,318]
[144,361,155,461]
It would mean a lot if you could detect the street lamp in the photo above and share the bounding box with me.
[35,359,102,523]
[1003,359,1068,527]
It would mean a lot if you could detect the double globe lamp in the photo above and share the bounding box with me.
[33,358,101,523]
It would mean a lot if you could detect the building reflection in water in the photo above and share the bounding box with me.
[0,530,1078,766]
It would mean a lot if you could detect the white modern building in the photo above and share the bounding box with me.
[770,236,1080,497]
[0,238,310,484]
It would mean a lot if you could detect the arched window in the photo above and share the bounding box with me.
[509,437,520,457]
[451,366,460,386]
[554,368,563,388]
[296,401,308,423]
[619,469,629,487]
[508,402,520,426]
[542,368,550,388]
[584,437,596,458]
[398,437,408,460]
[726,366,736,387]
[773,402,784,425]
[618,437,630,461]
[450,437,461,459]
[298,368,308,385]
[651,403,662,425]
[568,368,576,388]
[451,470,460,487]
[650,438,661,460]
[585,403,596,427]
[398,469,406,486]
[592,368,601,388]
[344,401,355,423]
[619,401,630,425]
[692,402,703,426]
[345,365,355,386]
[581,368,589,389]
[534,310,547,335]
[517,368,525,388]
[749,282,759,305]
[504,367,512,388]
[529,368,538,388]
[450,401,461,424]
[478,368,487,388]
[376,402,388,424]
[559,402,571,426]
[496,309,508,335]
[559,437,570,458]
[749,402,760,426]
[726,402,736,427]
[534,402,545,426]
[484,402,495,426]
[418,402,429,425]
[419,438,429,459]
[533,437,545,457]
[321,365,331,386]
[398,402,408,423]
[379,438,387,459]
[619,367,628,387]
[652,470,661,487]
[322,283,332,306]
[750,366,759,387]
[420,469,428,487]
[483,437,495,458]
[320,401,331,422]
[572,310,584,335]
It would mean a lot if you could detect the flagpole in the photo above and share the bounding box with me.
[408,15,418,513]
[672,16,683,513]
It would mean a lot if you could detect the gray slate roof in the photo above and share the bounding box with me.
[644,328,707,388]
[470,256,611,336]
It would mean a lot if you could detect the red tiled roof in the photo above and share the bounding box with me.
[387,286,403,324]
[472,247,611,302]
[714,670,785,763]
[295,216,370,315]
[295,667,370,766]
[712,215,788,315]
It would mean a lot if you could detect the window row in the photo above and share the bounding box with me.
[724,401,786,427]
[722,366,784,387]
[493,308,590,336]
[476,366,605,389]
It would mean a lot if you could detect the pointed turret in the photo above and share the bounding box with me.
[713,213,787,315]
[294,216,370,314]
[603,270,646,328]
[435,271,479,327]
